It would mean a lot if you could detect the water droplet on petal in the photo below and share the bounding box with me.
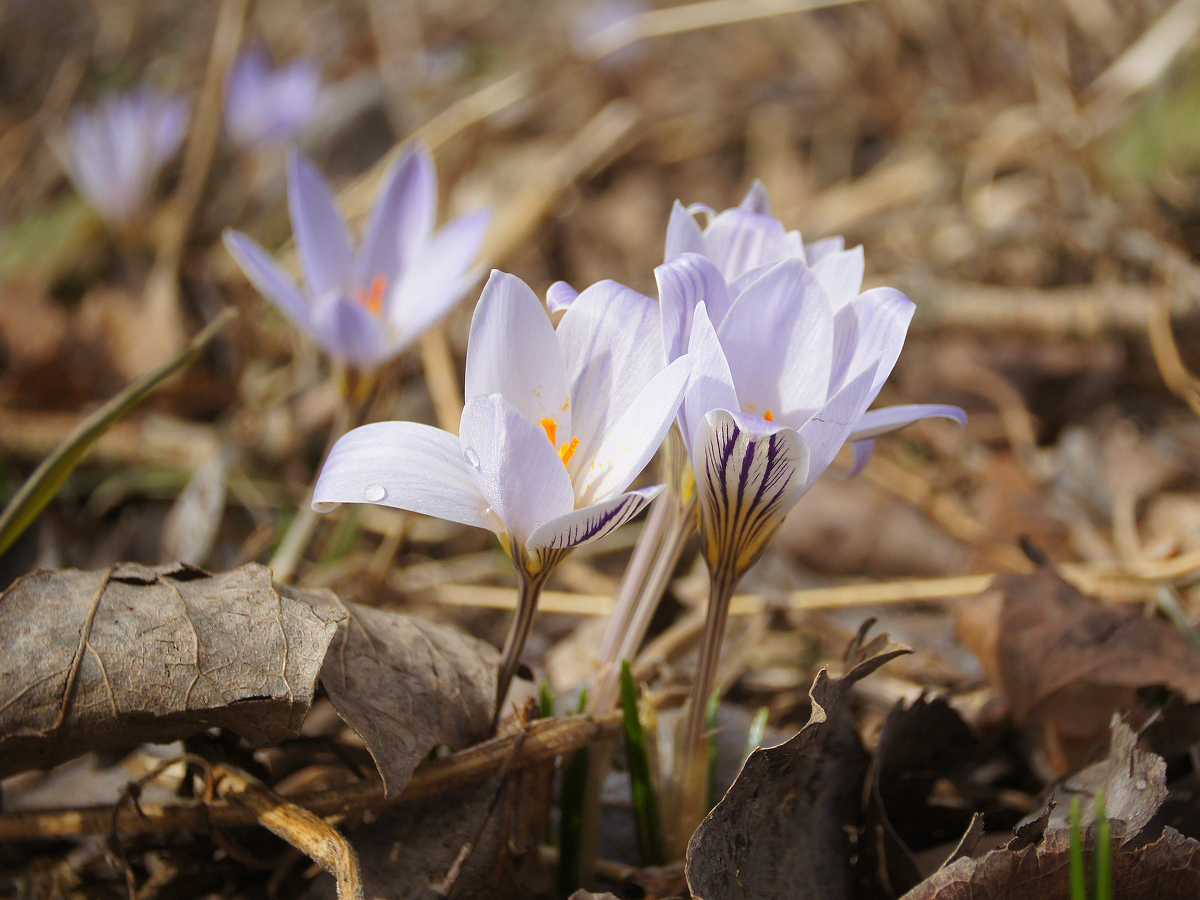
[363,483,386,502]
[465,448,480,467]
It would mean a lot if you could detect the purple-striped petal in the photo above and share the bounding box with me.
[287,149,354,302]
[223,229,312,328]
[527,485,662,553]
[848,404,967,442]
[693,409,810,578]
[313,421,495,532]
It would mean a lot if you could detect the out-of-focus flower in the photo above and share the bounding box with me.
[55,86,190,227]
[313,270,692,705]
[224,46,322,148]
[224,144,491,370]
[570,0,647,64]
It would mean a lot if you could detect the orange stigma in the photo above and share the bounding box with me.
[540,416,579,467]
[356,275,388,315]
[764,409,774,422]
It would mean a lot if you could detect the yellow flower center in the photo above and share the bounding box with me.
[356,275,388,315]
[540,416,580,467]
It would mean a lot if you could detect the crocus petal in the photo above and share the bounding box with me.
[386,208,491,345]
[354,142,437,290]
[702,208,792,281]
[312,421,495,532]
[832,286,915,398]
[848,404,967,442]
[693,408,810,577]
[664,200,706,262]
[656,252,732,363]
[811,245,864,312]
[151,96,189,163]
[547,281,580,313]
[849,439,875,477]
[464,271,571,433]
[738,180,772,215]
[459,394,575,551]
[803,235,845,266]
[310,296,390,367]
[527,485,662,553]
[798,361,879,491]
[572,355,692,507]
[557,280,662,470]
[719,258,834,421]
[681,302,739,455]
[223,230,312,328]
[287,149,354,302]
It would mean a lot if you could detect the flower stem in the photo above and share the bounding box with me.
[493,568,548,727]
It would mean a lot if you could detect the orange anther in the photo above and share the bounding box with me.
[539,417,558,446]
[764,409,774,422]
[356,275,388,315]
[559,437,580,466]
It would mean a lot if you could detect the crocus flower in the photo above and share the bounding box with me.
[224,144,491,370]
[659,185,965,804]
[224,46,322,148]
[313,270,693,711]
[56,86,189,227]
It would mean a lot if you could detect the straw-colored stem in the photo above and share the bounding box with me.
[493,568,548,727]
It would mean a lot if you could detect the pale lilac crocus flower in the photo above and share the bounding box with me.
[224,46,322,149]
[55,86,190,227]
[223,144,491,370]
[313,270,693,713]
[658,184,965,816]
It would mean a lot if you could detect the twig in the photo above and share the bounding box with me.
[0,711,623,842]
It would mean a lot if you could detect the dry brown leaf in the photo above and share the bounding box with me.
[684,624,911,900]
[901,827,1200,900]
[958,567,1200,771]
[0,562,342,778]
[319,603,498,798]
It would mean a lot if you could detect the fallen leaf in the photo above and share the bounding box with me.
[319,603,498,798]
[958,567,1200,772]
[901,827,1200,900]
[685,624,911,900]
[0,562,342,777]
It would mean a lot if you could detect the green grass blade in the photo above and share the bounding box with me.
[742,706,769,766]
[538,682,555,719]
[0,309,235,558]
[620,660,664,866]
[1070,797,1087,900]
[1095,790,1112,900]
[557,688,589,897]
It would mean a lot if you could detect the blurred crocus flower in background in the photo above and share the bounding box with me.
[224,144,491,370]
[224,46,322,149]
[313,270,693,710]
[55,86,190,227]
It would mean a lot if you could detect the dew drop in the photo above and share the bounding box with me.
[465,448,481,467]
[363,483,386,502]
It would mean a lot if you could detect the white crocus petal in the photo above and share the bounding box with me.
[798,362,879,491]
[557,280,662,468]
[386,208,491,344]
[719,259,834,420]
[811,245,865,312]
[702,208,791,281]
[832,287,915,397]
[849,404,967,442]
[287,150,353,301]
[656,252,732,363]
[222,230,311,329]
[681,303,739,455]
[572,355,693,507]
[464,271,571,434]
[803,235,845,266]
[693,408,810,577]
[312,421,496,531]
[547,281,580,313]
[354,142,436,291]
[738,180,772,215]
[527,485,663,553]
[849,439,875,477]
[459,394,574,554]
[664,200,707,261]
